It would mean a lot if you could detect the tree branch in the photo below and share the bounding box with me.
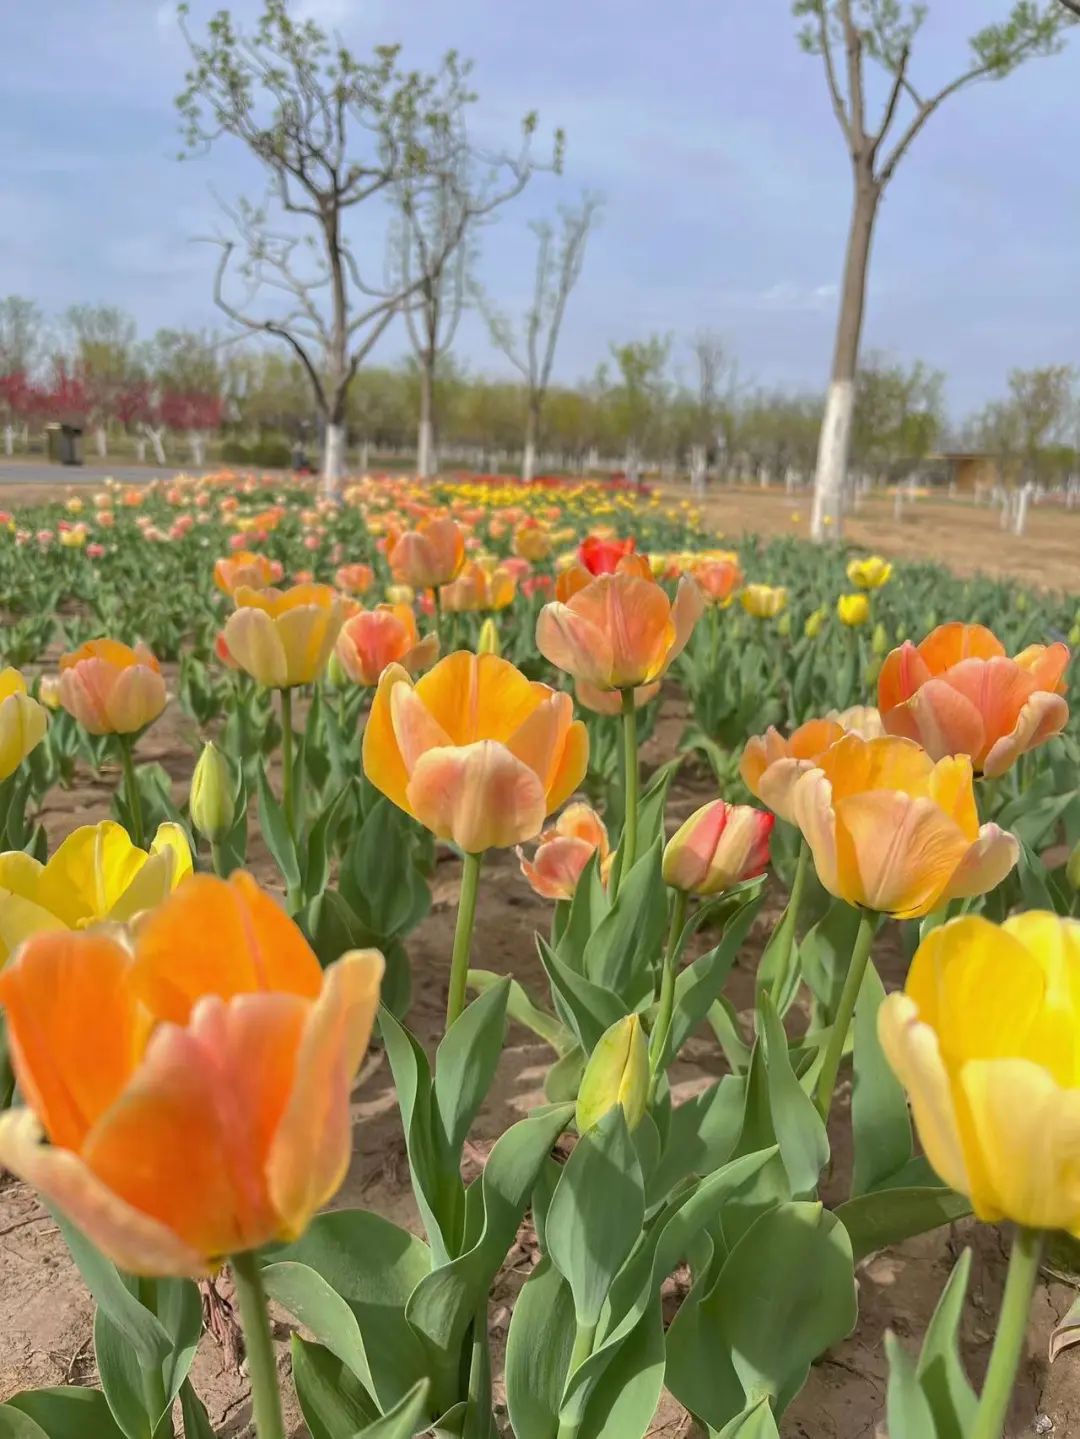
[816,1,852,138]
[872,43,910,153]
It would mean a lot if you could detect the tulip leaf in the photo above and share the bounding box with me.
[996,787,1078,850]
[634,762,677,854]
[884,1333,938,1439]
[581,839,667,1006]
[566,1304,666,1439]
[706,996,753,1074]
[850,960,913,1197]
[505,1258,578,1439]
[94,1304,158,1439]
[756,992,829,1197]
[650,1076,745,1201]
[715,1397,782,1438]
[290,1334,380,1439]
[556,849,609,975]
[256,766,302,896]
[343,798,431,941]
[178,1382,215,1439]
[467,969,573,1055]
[663,893,762,1066]
[537,934,629,1052]
[800,900,863,1024]
[301,781,352,901]
[546,1106,644,1329]
[262,1262,377,1400]
[914,1248,978,1436]
[834,1186,971,1264]
[353,1380,432,1438]
[0,1388,125,1439]
[434,979,510,1160]
[263,1208,433,1414]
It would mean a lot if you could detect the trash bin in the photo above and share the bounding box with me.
[45,423,84,466]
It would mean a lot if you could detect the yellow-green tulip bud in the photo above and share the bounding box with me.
[477,617,501,656]
[804,606,827,639]
[576,1014,649,1135]
[871,622,888,656]
[326,649,349,690]
[190,741,235,843]
[1067,840,1080,893]
[776,613,792,638]
[1016,593,1029,613]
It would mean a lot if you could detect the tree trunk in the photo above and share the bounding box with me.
[811,172,880,541]
[417,362,436,480]
[189,432,206,466]
[323,421,346,494]
[522,397,541,483]
[143,425,166,465]
[359,439,370,474]
[95,425,107,459]
[3,425,12,457]
[135,436,147,463]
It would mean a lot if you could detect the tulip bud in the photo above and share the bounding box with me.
[1068,840,1080,892]
[38,675,62,710]
[837,593,870,627]
[1016,593,1029,614]
[804,606,827,639]
[190,742,235,843]
[776,613,791,637]
[576,1014,649,1134]
[663,798,774,896]
[326,649,349,689]
[872,622,888,656]
[477,617,500,656]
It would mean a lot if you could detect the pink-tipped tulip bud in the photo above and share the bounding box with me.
[662,799,774,896]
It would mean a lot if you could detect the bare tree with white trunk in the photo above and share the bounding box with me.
[796,0,1071,540]
[480,196,600,481]
[176,1,484,494]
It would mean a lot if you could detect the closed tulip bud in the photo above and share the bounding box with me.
[663,799,774,896]
[837,593,870,627]
[776,612,792,637]
[576,1014,649,1134]
[1016,592,1029,613]
[1067,840,1080,892]
[1070,623,1080,647]
[37,674,62,711]
[804,606,827,639]
[190,742,235,843]
[477,618,500,656]
[872,622,888,656]
[326,649,349,689]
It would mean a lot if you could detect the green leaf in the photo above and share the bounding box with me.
[650,1076,744,1201]
[716,1397,782,1438]
[884,1333,937,1439]
[834,1187,971,1264]
[178,1383,215,1439]
[851,960,913,1196]
[302,783,352,901]
[572,1305,665,1439]
[915,1248,978,1439]
[757,991,829,1196]
[0,1409,48,1439]
[537,935,628,1053]
[581,839,668,1005]
[344,799,431,939]
[95,1305,155,1439]
[262,1262,376,1398]
[355,1380,431,1438]
[2,1389,125,1439]
[505,1259,577,1439]
[290,1335,379,1439]
[801,899,862,1021]
[256,766,302,895]
[434,980,509,1159]
[468,969,572,1054]
[664,894,762,1062]
[546,1107,644,1328]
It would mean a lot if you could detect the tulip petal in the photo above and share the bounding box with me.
[882,679,986,766]
[834,791,969,918]
[755,756,819,824]
[405,740,547,852]
[877,994,969,1197]
[390,679,453,772]
[937,823,1018,906]
[132,872,322,1025]
[42,821,147,927]
[505,690,573,790]
[573,575,675,687]
[791,768,842,900]
[917,622,1005,672]
[519,836,596,901]
[414,652,542,745]
[362,663,414,815]
[877,641,931,712]
[663,577,706,673]
[107,664,167,733]
[268,949,383,1235]
[981,691,1069,779]
[274,602,341,686]
[0,1109,206,1278]
[536,602,615,689]
[544,719,590,815]
[222,607,289,688]
[0,691,47,781]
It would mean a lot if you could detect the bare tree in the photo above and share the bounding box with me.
[689,331,739,486]
[480,196,600,480]
[388,59,561,479]
[176,1,480,493]
[65,306,137,459]
[795,0,1070,540]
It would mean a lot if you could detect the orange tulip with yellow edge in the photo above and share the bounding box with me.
[363,650,588,853]
[214,551,282,595]
[740,716,846,822]
[59,640,167,735]
[221,583,344,688]
[791,733,1018,919]
[335,604,439,687]
[879,912,1080,1231]
[439,560,517,613]
[0,871,382,1276]
[518,802,611,900]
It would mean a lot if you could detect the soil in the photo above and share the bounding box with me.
[1,481,1078,1436]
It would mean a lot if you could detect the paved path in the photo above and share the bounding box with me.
[0,462,213,486]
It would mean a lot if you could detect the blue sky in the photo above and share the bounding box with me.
[2,0,1077,420]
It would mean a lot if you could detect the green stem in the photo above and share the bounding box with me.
[614,689,639,899]
[278,687,295,836]
[447,851,483,1032]
[466,1298,495,1438]
[971,1227,1044,1439]
[648,888,689,1087]
[210,840,227,878]
[814,908,876,1120]
[118,736,145,850]
[556,1321,599,1439]
[231,1251,287,1439]
[760,841,810,1004]
[137,1278,174,1439]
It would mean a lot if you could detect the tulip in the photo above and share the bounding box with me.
[825,704,884,738]
[335,605,439,687]
[221,583,345,689]
[0,820,192,964]
[662,799,774,897]
[59,639,167,736]
[576,1015,648,1134]
[439,560,517,613]
[37,675,62,711]
[0,872,383,1276]
[804,606,828,638]
[518,802,611,901]
[0,669,47,781]
[574,679,661,716]
[477,618,500,656]
[877,622,1069,776]
[740,584,787,619]
[514,520,552,563]
[846,555,893,590]
[836,592,870,627]
[334,562,375,595]
[555,563,594,603]
[791,733,1018,920]
[693,557,744,606]
[740,717,847,822]
[389,516,465,588]
[578,533,635,575]
[213,550,282,595]
[190,742,236,846]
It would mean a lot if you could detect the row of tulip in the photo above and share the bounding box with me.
[0,469,1074,1439]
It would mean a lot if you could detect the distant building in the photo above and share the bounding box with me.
[929,451,1010,493]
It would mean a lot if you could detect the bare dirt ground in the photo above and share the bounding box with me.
[0,481,1078,1435]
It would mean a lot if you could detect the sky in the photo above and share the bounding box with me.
[2,0,1078,422]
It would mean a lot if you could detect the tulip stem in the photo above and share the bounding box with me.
[278,687,295,836]
[971,1227,1044,1439]
[447,851,482,1032]
[648,888,688,1090]
[615,689,639,897]
[231,1251,287,1439]
[117,736,145,850]
[137,1278,174,1438]
[556,1320,599,1439]
[814,908,876,1120]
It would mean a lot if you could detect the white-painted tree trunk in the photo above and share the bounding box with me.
[690,445,707,495]
[810,380,855,540]
[189,432,206,466]
[3,425,12,457]
[359,439,370,475]
[135,436,147,463]
[95,425,108,458]
[1014,482,1034,537]
[417,417,436,480]
[522,438,537,483]
[322,422,345,495]
[143,425,166,465]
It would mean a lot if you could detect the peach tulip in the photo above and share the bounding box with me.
[221,583,344,688]
[662,799,774,896]
[334,562,375,596]
[213,550,283,595]
[389,516,465,589]
[363,651,588,853]
[693,558,744,607]
[536,570,704,693]
[335,605,439,687]
[439,560,517,613]
[518,803,611,900]
[878,622,1069,776]
[740,717,846,822]
[574,678,661,715]
[791,733,1018,919]
[59,640,167,736]
[0,872,383,1275]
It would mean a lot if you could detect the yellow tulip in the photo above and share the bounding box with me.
[846,555,893,590]
[221,583,344,688]
[740,584,787,619]
[0,821,192,963]
[0,669,48,780]
[836,593,870,627]
[880,913,1080,1230]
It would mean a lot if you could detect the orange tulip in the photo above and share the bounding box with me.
[389,516,465,589]
[221,583,344,688]
[439,560,517,613]
[878,622,1069,776]
[662,799,774,896]
[59,639,167,735]
[518,802,611,900]
[791,733,1018,919]
[363,650,588,853]
[334,562,375,596]
[693,558,744,607]
[335,604,439,687]
[536,570,704,692]
[213,550,282,595]
[0,872,382,1276]
[740,717,844,822]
